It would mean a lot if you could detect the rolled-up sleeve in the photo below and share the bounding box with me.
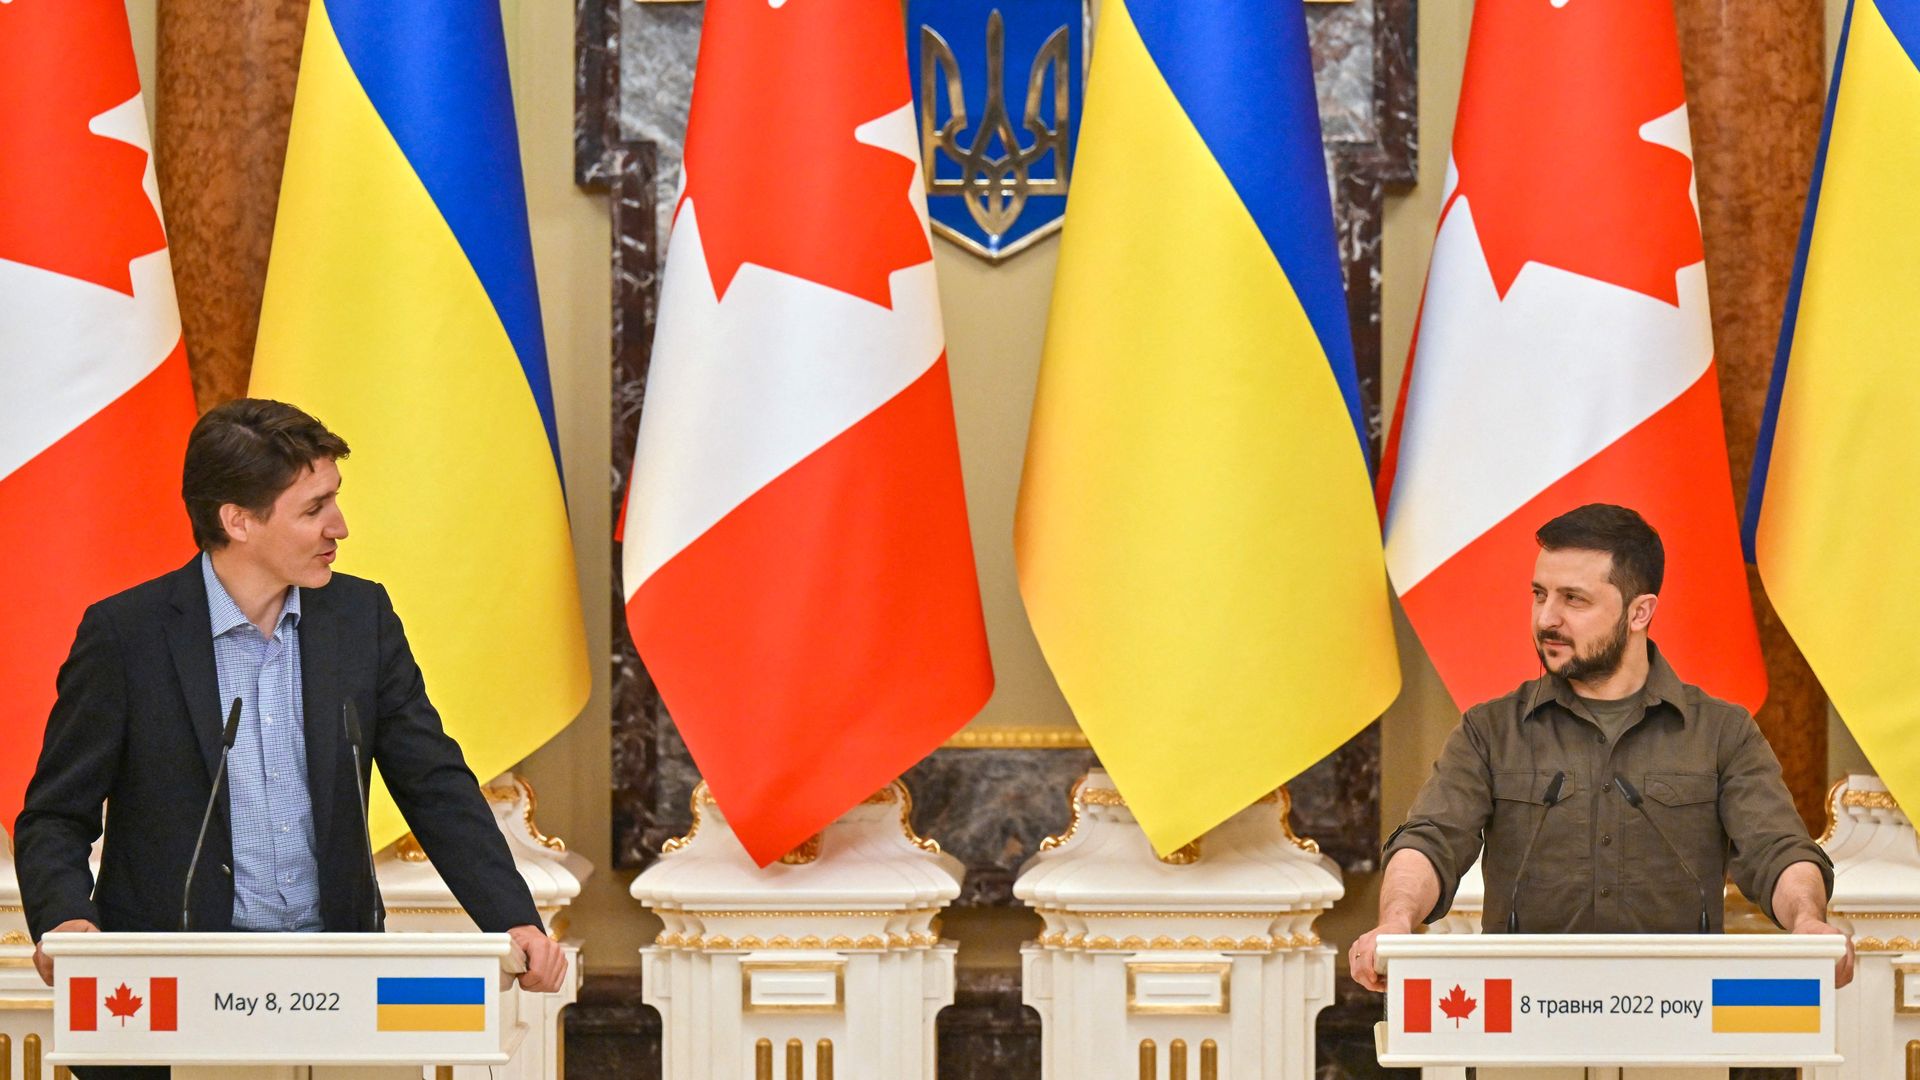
[1383,708,1497,923]
[1720,711,1832,926]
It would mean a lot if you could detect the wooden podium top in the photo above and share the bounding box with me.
[1374,933,1847,1068]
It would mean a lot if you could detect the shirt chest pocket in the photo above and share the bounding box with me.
[1643,772,1717,808]
[1493,770,1576,807]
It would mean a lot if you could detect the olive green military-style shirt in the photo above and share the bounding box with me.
[1384,643,1831,934]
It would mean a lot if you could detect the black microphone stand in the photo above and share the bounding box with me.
[182,697,244,931]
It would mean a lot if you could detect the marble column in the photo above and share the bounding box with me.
[1673,0,1830,831]
[154,0,311,411]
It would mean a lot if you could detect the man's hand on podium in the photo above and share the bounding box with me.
[507,923,566,993]
[1789,916,1855,988]
[1772,860,1854,988]
[1348,918,1409,993]
[33,919,99,986]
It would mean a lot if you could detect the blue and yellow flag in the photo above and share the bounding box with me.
[1014,0,1401,853]
[1710,979,1821,1033]
[375,977,486,1032]
[251,1,589,845]
[1747,0,1920,816]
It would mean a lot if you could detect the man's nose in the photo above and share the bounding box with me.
[328,511,349,540]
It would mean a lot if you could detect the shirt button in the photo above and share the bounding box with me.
[283,873,295,884]
[1601,834,1612,846]
[269,769,280,779]
[1602,782,1612,793]
[1595,734,1606,744]
[1601,886,1613,898]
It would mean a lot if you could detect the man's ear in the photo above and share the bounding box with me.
[1629,592,1659,632]
[218,503,251,547]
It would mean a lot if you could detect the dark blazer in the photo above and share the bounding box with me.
[15,556,541,939]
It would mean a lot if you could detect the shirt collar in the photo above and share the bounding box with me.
[201,552,301,638]
[1521,640,1686,721]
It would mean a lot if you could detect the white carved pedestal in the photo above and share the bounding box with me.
[376,775,590,1080]
[1015,770,1342,1080]
[1816,773,1920,1080]
[632,781,961,1080]
[1,833,57,1080]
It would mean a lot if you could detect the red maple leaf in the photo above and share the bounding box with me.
[1439,984,1477,1028]
[1450,0,1701,305]
[104,983,143,1026]
[678,0,930,308]
[0,0,165,295]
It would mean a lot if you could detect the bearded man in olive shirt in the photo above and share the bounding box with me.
[1349,504,1853,991]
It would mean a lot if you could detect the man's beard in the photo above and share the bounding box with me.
[1535,609,1631,684]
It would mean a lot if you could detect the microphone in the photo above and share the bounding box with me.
[1614,776,1712,933]
[343,701,385,931]
[182,697,244,931]
[1505,771,1568,933]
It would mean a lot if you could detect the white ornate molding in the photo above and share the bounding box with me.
[1016,770,1343,1080]
[631,779,962,1080]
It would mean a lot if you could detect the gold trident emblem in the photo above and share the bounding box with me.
[920,10,1072,251]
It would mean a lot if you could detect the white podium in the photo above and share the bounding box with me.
[42,931,520,1070]
[1376,933,1845,1072]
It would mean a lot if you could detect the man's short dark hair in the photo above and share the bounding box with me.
[1535,503,1664,600]
[182,398,350,551]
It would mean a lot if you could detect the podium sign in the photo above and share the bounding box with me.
[42,932,517,1067]
[1375,933,1845,1069]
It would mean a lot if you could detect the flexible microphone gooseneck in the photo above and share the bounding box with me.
[182,697,245,931]
[1614,775,1713,933]
[1505,771,1568,933]
[343,701,385,931]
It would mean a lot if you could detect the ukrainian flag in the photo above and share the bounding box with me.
[1710,979,1821,1033]
[375,977,486,1033]
[251,0,589,845]
[1747,0,1920,814]
[1014,0,1401,854]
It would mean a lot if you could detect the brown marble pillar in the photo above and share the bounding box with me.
[154,0,311,412]
[1674,0,1830,832]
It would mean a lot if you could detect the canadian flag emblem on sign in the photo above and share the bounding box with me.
[1405,977,1512,1034]
[68,976,177,1032]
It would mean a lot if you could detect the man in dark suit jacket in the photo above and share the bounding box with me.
[15,399,564,1075]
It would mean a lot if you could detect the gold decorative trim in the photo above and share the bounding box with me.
[0,955,34,967]
[1,930,29,946]
[1038,775,1088,853]
[1033,930,1318,953]
[779,834,823,865]
[1909,1038,1920,1080]
[392,833,430,863]
[661,784,707,856]
[942,727,1090,749]
[742,959,845,1015]
[1276,786,1321,855]
[487,774,567,853]
[1843,789,1901,812]
[1819,776,1848,846]
[1126,961,1231,1015]
[1082,788,1128,808]
[656,929,938,952]
[1896,963,1920,1015]
[0,999,54,1010]
[1854,936,1920,953]
[1,904,25,914]
[893,783,942,855]
[1835,911,1920,921]
[673,908,939,919]
[1030,907,1292,919]
[1158,840,1202,866]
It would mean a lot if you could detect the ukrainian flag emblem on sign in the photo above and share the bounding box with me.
[376,977,486,1032]
[1710,979,1820,1033]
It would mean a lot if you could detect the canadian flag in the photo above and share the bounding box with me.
[69,976,178,1033]
[1376,0,1765,712]
[618,0,993,865]
[0,0,199,830]
[1404,977,1513,1035]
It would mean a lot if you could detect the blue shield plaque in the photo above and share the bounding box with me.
[909,0,1084,261]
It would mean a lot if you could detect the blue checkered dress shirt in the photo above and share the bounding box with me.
[201,554,324,931]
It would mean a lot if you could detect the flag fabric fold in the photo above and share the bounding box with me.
[250,0,590,847]
[1014,0,1401,855]
[1748,0,1920,813]
[0,0,198,833]
[1378,0,1766,714]
[619,0,994,866]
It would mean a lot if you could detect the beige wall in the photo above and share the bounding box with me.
[120,0,1864,977]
